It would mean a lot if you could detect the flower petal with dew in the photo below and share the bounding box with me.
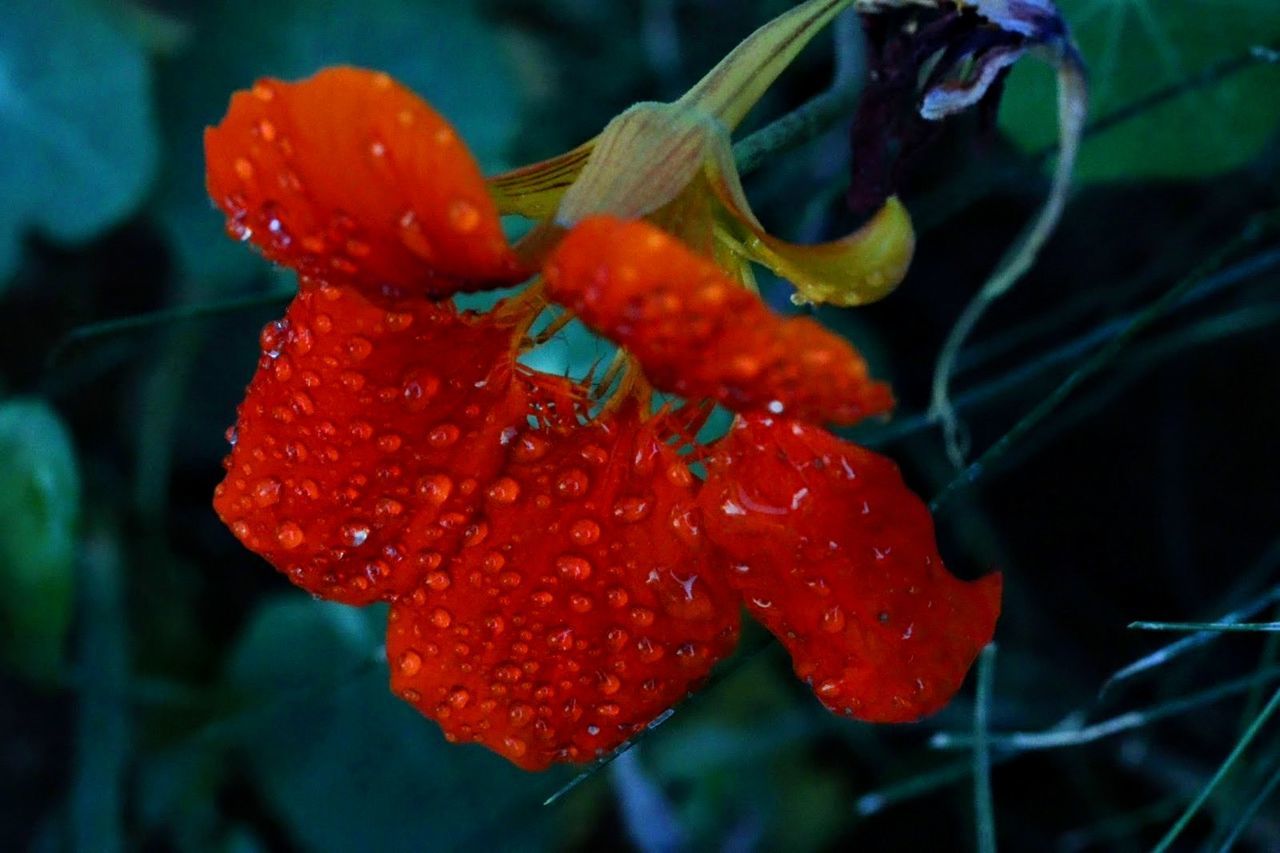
[388,406,740,770]
[205,66,526,302]
[213,281,541,605]
[545,216,894,427]
[700,415,1002,722]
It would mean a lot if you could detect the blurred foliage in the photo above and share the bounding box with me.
[0,399,80,678]
[1001,0,1280,180]
[2,0,1279,851]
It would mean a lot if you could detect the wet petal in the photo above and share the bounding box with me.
[545,216,893,427]
[700,415,1001,723]
[387,409,740,770]
[205,66,526,301]
[213,281,532,605]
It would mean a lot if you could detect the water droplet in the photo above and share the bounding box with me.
[417,474,454,505]
[342,523,371,547]
[514,433,549,462]
[635,637,664,662]
[253,478,282,507]
[256,119,277,142]
[605,588,629,609]
[509,703,533,727]
[597,673,621,695]
[275,522,304,549]
[556,555,593,581]
[448,199,481,233]
[234,158,254,180]
[430,608,453,629]
[448,687,471,709]
[397,210,435,260]
[630,607,655,627]
[376,497,404,518]
[547,626,574,651]
[613,496,651,523]
[486,477,521,504]
[820,606,846,633]
[428,423,460,447]
[398,650,423,676]
[425,570,451,591]
[347,337,374,362]
[569,519,601,546]
[555,468,589,499]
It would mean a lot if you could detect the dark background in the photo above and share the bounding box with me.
[2,0,1279,850]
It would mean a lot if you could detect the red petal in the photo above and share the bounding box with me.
[544,216,893,426]
[213,281,532,605]
[205,66,526,300]
[699,415,1001,723]
[386,409,740,770]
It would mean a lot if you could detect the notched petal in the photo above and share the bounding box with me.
[545,216,893,426]
[205,66,526,301]
[387,408,740,770]
[700,415,1001,723]
[213,281,531,605]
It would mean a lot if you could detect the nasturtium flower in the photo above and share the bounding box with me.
[208,0,1001,771]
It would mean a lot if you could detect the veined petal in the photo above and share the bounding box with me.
[387,409,740,770]
[700,415,1001,723]
[487,141,595,220]
[213,281,533,605]
[545,217,893,427]
[677,0,856,131]
[708,141,916,307]
[205,67,526,301]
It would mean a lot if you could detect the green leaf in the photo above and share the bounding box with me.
[225,599,562,853]
[155,0,522,282]
[1000,0,1280,180]
[0,0,158,283]
[0,398,80,678]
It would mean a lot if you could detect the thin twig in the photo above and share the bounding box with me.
[928,210,1280,513]
[972,645,998,853]
[1152,686,1280,852]
[931,666,1280,753]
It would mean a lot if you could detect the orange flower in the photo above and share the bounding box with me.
[208,0,1000,771]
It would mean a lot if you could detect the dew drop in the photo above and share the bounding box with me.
[275,522,304,549]
[487,477,521,504]
[398,650,423,676]
[448,199,481,233]
[547,626,574,651]
[555,468,589,499]
[613,496,651,523]
[253,478,282,507]
[820,606,846,633]
[556,555,593,581]
[569,519,601,546]
[347,336,374,362]
[430,608,453,629]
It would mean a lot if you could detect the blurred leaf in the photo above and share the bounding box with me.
[1000,0,1280,180]
[0,0,158,283]
[0,398,80,678]
[225,598,561,853]
[155,0,523,283]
